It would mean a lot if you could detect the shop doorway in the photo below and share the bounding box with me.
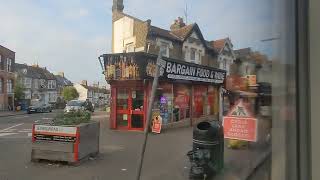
[116,88,145,130]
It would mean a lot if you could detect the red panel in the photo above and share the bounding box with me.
[110,86,117,129]
[223,117,257,142]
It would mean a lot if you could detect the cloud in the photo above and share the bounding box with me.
[0,0,110,86]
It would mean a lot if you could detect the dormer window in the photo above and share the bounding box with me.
[190,48,196,62]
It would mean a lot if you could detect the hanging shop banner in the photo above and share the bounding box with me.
[223,99,257,142]
[33,125,77,142]
[151,109,162,134]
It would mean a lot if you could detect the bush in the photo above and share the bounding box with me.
[52,110,91,126]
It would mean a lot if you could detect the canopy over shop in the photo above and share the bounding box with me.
[99,52,226,131]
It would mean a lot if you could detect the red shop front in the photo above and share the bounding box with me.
[100,52,226,131]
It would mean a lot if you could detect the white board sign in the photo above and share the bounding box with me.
[34,125,77,136]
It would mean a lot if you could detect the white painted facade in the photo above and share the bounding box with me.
[183,32,205,64]
[73,83,88,101]
[113,16,136,53]
[217,40,236,75]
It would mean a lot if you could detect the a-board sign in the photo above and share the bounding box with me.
[151,109,162,134]
[33,125,77,142]
[223,99,257,142]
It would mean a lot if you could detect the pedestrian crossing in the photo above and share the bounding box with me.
[0,123,32,138]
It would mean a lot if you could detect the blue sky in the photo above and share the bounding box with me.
[0,0,276,86]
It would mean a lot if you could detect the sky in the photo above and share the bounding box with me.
[0,0,276,86]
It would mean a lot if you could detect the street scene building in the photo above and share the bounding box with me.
[0,45,15,111]
[101,0,227,131]
[15,63,58,109]
[74,80,110,108]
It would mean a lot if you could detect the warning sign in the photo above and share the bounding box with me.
[223,117,257,142]
[223,99,257,142]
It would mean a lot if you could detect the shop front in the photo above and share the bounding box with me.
[100,52,226,131]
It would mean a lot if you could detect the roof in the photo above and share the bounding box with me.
[148,23,215,53]
[81,85,110,94]
[235,48,252,58]
[211,38,228,52]
[0,44,15,53]
[15,63,56,80]
[149,26,181,41]
[170,24,195,40]
[55,75,73,86]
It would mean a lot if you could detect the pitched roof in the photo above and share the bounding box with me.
[15,63,56,80]
[149,26,181,41]
[55,75,73,86]
[170,24,195,40]
[235,48,252,58]
[211,38,228,52]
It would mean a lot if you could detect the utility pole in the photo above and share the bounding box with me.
[135,52,164,180]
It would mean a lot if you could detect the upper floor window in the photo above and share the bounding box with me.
[160,42,169,57]
[125,43,135,52]
[7,79,13,93]
[6,58,12,72]
[0,55,2,70]
[48,80,56,89]
[0,79,3,94]
[190,48,196,63]
[24,78,32,89]
[34,79,39,89]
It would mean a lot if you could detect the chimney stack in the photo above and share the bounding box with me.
[58,72,65,78]
[112,0,124,12]
[81,80,88,86]
[170,17,186,31]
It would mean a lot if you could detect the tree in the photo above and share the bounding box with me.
[62,86,79,101]
[14,81,25,101]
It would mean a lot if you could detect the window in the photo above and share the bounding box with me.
[49,92,56,102]
[160,42,169,57]
[125,43,134,52]
[34,79,39,89]
[190,48,196,62]
[6,58,12,72]
[7,79,12,93]
[0,79,2,93]
[24,78,32,89]
[0,55,2,70]
[47,80,56,89]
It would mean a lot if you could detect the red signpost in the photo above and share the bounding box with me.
[223,99,258,142]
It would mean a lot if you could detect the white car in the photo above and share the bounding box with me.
[64,100,85,113]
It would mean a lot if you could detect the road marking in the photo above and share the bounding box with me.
[42,117,53,120]
[28,133,32,137]
[0,123,24,133]
[14,115,29,119]
[121,169,127,171]
[0,133,18,137]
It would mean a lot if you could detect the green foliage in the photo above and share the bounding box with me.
[62,86,79,101]
[53,110,91,126]
[14,81,25,101]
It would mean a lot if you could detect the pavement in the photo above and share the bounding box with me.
[0,111,270,180]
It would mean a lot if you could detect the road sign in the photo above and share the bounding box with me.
[223,99,257,142]
[223,117,257,142]
[226,99,254,117]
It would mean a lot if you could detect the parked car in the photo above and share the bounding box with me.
[64,100,86,113]
[27,104,53,114]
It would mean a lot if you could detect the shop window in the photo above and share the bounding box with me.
[117,89,129,110]
[153,82,173,124]
[132,89,144,111]
[193,85,208,118]
[173,84,191,122]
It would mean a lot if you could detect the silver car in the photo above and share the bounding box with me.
[64,100,85,113]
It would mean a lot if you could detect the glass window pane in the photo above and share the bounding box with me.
[117,89,128,110]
